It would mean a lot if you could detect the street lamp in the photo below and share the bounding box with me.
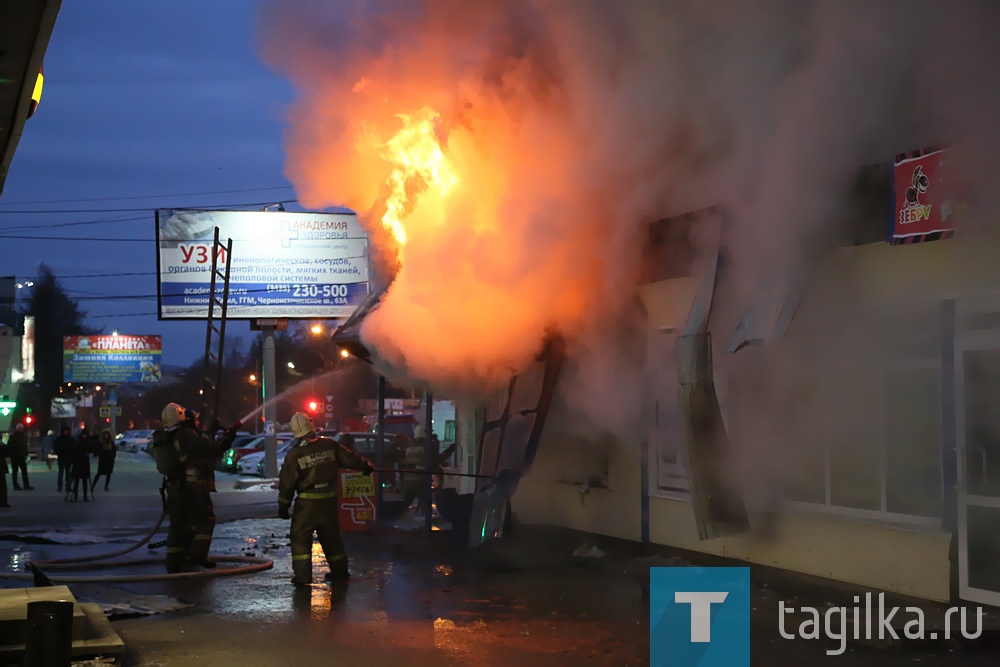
[310,324,323,335]
[287,362,295,370]
[340,349,350,359]
[249,374,257,383]
[112,329,120,336]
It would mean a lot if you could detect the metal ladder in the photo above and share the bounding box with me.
[200,226,233,425]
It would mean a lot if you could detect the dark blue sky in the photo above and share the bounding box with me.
[0,1,318,366]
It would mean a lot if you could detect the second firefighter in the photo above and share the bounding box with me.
[278,412,373,586]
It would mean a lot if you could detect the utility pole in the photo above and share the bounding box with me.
[423,390,434,535]
[375,375,386,515]
[261,325,278,478]
[108,385,118,438]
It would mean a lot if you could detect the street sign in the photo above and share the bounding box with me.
[326,395,333,402]
[325,404,333,414]
[251,319,288,331]
[339,471,377,530]
[51,397,76,418]
[0,400,15,417]
[99,406,110,418]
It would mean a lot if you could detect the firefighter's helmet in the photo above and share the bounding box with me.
[162,403,186,428]
[290,412,316,439]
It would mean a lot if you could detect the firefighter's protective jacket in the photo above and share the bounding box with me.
[278,437,371,512]
[153,426,215,484]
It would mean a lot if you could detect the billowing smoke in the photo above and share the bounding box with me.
[258,0,1000,441]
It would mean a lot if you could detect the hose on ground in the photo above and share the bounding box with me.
[0,507,274,584]
[1,556,274,583]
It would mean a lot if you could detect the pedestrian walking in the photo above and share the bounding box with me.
[7,424,32,490]
[68,429,94,502]
[278,412,373,586]
[0,434,10,509]
[92,429,117,492]
[40,430,56,470]
[53,427,75,492]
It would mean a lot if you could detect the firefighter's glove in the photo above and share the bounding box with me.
[278,505,290,520]
[362,462,374,477]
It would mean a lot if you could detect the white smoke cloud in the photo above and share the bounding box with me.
[258,0,1000,442]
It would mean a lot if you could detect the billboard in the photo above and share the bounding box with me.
[890,146,956,244]
[155,209,370,320]
[63,335,163,384]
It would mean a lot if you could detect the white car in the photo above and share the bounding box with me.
[118,429,155,453]
[237,437,292,475]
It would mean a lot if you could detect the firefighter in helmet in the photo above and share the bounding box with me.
[278,412,374,585]
[181,407,239,566]
[152,403,232,572]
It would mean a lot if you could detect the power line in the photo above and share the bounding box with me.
[87,312,159,319]
[54,271,156,279]
[0,185,294,206]
[0,198,297,232]
[0,236,174,242]
[0,214,147,233]
[0,199,298,214]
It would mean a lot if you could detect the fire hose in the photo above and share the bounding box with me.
[0,491,273,584]
[0,467,490,584]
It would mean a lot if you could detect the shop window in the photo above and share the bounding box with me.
[773,357,943,524]
[648,329,688,492]
[884,364,942,517]
[553,432,611,489]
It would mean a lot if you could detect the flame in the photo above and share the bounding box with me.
[378,107,459,248]
[263,2,630,391]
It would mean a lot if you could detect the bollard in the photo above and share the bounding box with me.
[23,600,73,667]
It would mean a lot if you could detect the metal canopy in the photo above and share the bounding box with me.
[330,282,390,363]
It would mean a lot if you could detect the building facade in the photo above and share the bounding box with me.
[510,148,998,606]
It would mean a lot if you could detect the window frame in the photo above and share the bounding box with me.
[783,335,943,528]
[646,328,691,496]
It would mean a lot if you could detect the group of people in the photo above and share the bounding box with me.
[5,401,431,589]
[54,426,118,501]
[0,423,120,508]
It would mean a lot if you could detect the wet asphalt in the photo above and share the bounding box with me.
[3,460,1000,665]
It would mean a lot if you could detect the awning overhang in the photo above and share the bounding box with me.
[0,0,62,198]
[330,282,390,364]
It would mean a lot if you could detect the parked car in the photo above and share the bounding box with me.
[238,437,293,475]
[334,432,394,458]
[218,435,265,472]
[118,429,155,453]
[255,431,393,479]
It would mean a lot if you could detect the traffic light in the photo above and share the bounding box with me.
[24,415,33,426]
[307,400,319,414]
